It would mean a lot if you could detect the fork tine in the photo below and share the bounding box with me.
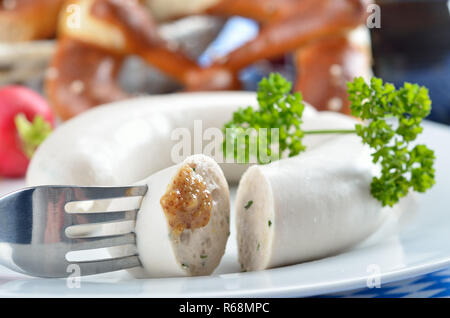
[52,185,148,203]
[66,220,135,238]
[66,209,138,226]
[69,233,136,250]
[74,255,141,276]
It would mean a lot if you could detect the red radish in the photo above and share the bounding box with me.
[0,86,54,178]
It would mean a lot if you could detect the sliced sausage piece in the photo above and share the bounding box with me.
[132,154,230,277]
[235,134,393,271]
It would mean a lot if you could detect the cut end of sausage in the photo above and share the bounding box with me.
[235,165,274,272]
[171,155,230,276]
[134,154,230,278]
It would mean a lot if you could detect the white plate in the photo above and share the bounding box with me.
[0,118,449,298]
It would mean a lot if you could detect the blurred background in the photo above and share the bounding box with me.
[203,0,450,124]
[0,0,449,123]
[370,0,450,125]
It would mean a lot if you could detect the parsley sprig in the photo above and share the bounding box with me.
[348,77,435,206]
[223,73,305,163]
[223,73,436,207]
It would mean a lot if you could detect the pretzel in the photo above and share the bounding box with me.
[46,0,373,120]
[294,32,372,114]
[0,0,65,42]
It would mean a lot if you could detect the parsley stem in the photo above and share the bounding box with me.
[303,129,357,135]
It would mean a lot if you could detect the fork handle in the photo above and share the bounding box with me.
[0,188,34,244]
[0,188,36,274]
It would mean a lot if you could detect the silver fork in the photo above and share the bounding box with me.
[0,185,148,278]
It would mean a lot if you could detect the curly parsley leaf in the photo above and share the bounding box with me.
[222,73,305,164]
[348,77,435,206]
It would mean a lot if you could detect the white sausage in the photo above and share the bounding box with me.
[235,134,394,271]
[27,92,317,186]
